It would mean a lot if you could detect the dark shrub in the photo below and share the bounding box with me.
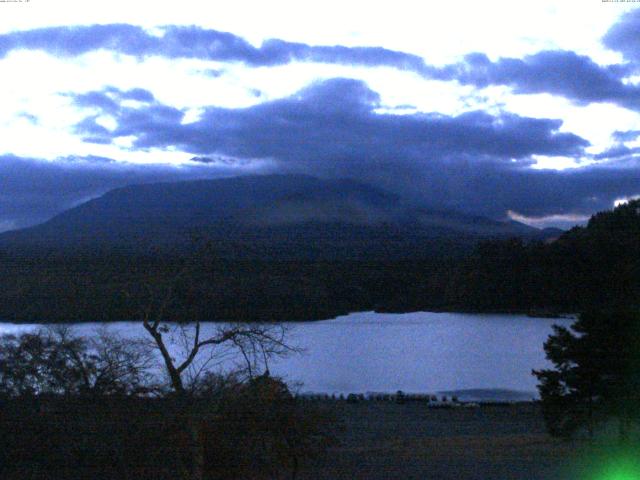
[202,374,336,479]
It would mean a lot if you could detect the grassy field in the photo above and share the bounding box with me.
[299,402,583,479]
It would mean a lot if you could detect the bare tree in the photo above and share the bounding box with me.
[133,243,299,395]
[0,326,155,397]
[132,246,300,480]
[142,316,296,395]
[89,327,158,395]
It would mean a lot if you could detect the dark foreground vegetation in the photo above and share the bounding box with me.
[0,323,611,480]
[0,328,335,480]
[7,395,636,480]
[0,199,638,323]
[0,385,336,480]
[0,321,339,480]
[535,308,640,442]
[2,309,639,480]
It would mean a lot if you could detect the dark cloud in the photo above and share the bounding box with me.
[56,78,640,221]
[603,8,640,64]
[0,24,157,58]
[66,87,160,144]
[70,90,121,113]
[188,156,249,166]
[190,156,215,163]
[593,144,639,160]
[612,129,640,142]
[0,154,258,231]
[3,23,640,112]
[257,38,432,73]
[67,86,155,110]
[0,24,433,74]
[113,87,155,102]
[440,157,640,220]
[592,128,640,160]
[431,9,640,110]
[433,50,640,111]
[70,78,587,164]
[73,115,113,143]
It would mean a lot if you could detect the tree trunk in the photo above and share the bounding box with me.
[168,365,185,395]
[143,323,185,394]
[188,414,204,480]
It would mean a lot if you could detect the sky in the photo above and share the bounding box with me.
[1,0,640,231]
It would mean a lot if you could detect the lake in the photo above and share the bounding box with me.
[0,311,573,400]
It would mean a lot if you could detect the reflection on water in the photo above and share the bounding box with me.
[0,311,572,398]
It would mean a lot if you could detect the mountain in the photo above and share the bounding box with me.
[0,174,556,260]
[0,179,633,323]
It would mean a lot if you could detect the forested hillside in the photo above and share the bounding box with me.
[442,199,640,313]
[0,199,636,322]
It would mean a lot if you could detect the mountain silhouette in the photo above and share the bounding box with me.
[0,174,559,259]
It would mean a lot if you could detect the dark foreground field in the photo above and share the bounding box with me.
[1,398,594,479]
[299,402,582,480]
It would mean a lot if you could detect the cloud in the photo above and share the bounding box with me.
[612,129,640,142]
[433,50,640,111]
[0,24,433,73]
[73,115,114,144]
[70,78,588,161]
[189,156,215,163]
[593,144,640,160]
[603,8,640,64]
[67,86,155,110]
[57,77,640,221]
[591,127,640,160]
[3,23,640,113]
[0,24,157,58]
[257,38,432,73]
[1,70,638,229]
[114,87,155,102]
[69,90,121,113]
[442,156,640,219]
[66,86,159,143]
[0,154,262,231]
[429,10,640,111]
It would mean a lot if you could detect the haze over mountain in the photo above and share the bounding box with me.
[0,175,560,260]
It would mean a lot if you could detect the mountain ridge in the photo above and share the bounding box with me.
[0,174,559,259]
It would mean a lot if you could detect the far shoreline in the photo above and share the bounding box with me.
[0,307,577,325]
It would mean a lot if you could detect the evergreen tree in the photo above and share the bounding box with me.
[533,309,640,441]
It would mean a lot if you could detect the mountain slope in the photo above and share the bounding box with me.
[0,174,554,259]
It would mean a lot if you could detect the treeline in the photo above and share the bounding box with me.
[0,252,451,322]
[0,200,638,322]
[444,199,640,313]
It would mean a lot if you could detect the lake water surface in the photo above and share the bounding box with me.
[0,311,573,400]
